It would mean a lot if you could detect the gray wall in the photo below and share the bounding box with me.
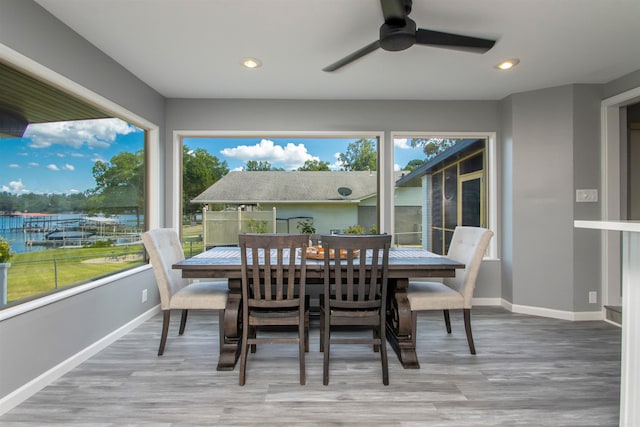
[0,0,164,402]
[500,85,604,312]
[572,85,603,311]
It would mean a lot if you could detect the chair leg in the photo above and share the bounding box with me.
[322,313,330,385]
[304,310,310,353]
[250,326,257,353]
[373,326,380,352]
[463,308,476,355]
[379,320,389,386]
[319,307,325,352]
[239,320,249,386]
[158,310,170,356]
[179,309,188,335]
[299,315,306,385]
[443,309,452,333]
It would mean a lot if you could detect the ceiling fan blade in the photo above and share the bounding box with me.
[415,28,496,53]
[323,40,381,72]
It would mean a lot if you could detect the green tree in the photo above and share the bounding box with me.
[298,159,330,171]
[403,159,427,172]
[183,146,229,214]
[89,150,144,225]
[410,138,460,160]
[244,160,284,171]
[338,138,377,171]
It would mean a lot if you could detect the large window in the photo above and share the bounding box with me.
[0,61,148,308]
[179,134,381,251]
[394,134,494,255]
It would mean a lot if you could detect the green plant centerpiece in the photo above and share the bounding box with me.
[297,219,316,235]
[343,224,365,234]
[0,237,13,263]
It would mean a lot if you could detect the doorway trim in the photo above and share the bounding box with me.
[601,86,640,306]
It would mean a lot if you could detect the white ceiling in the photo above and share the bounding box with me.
[35,0,640,101]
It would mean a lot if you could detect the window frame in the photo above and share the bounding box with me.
[391,131,498,258]
[172,130,388,234]
[0,46,161,320]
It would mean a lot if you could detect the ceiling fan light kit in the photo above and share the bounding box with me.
[323,0,497,72]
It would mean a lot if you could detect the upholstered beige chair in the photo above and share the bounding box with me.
[406,226,493,354]
[142,228,228,356]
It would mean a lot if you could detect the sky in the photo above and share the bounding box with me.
[0,118,426,195]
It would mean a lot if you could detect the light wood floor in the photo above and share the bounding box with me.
[1,307,621,426]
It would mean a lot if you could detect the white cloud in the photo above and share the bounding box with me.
[28,162,39,168]
[47,164,60,171]
[220,139,318,170]
[8,164,20,169]
[68,189,80,194]
[23,118,139,149]
[62,164,75,171]
[71,152,85,158]
[329,152,345,170]
[2,179,28,194]
[394,164,401,171]
[394,138,411,149]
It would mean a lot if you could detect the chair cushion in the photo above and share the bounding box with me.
[406,281,465,311]
[169,280,228,310]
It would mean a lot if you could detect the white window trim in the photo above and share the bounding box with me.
[0,43,161,319]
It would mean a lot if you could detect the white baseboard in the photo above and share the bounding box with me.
[0,305,160,416]
[502,299,604,321]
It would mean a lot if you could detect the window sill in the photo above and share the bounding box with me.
[0,264,152,322]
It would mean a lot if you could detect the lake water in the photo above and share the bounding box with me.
[0,214,143,254]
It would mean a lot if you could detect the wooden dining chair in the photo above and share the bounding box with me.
[141,228,228,356]
[319,233,392,385]
[406,226,493,355]
[238,233,310,386]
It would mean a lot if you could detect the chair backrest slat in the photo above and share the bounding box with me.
[240,233,308,306]
[322,234,391,308]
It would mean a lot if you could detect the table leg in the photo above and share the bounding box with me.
[216,282,242,371]
[386,278,420,369]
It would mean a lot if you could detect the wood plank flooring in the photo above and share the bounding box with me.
[1,307,621,426]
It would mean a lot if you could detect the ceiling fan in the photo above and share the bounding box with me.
[323,0,496,72]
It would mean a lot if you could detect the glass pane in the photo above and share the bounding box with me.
[182,136,379,249]
[431,172,442,228]
[444,166,458,229]
[431,229,443,254]
[462,178,481,226]
[1,119,146,306]
[460,152,483,174]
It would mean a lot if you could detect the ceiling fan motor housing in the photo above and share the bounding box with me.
[379,18,416,51]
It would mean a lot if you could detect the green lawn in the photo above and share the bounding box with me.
[4,226,208,305]
[6,245,146,303]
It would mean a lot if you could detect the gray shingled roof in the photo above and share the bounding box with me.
[191,171,379,204]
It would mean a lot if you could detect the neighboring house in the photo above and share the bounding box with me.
[192,170,420,246]
[396,138,487,254]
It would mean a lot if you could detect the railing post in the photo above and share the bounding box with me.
[202,206,208,250]
[54,258,58,289]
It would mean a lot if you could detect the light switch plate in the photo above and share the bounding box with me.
[576,189,598,202]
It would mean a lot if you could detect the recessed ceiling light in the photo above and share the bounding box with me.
[241,57,262,69]
[495,58,520,70]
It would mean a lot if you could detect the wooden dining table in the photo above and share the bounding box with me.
[173,246,464,371]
